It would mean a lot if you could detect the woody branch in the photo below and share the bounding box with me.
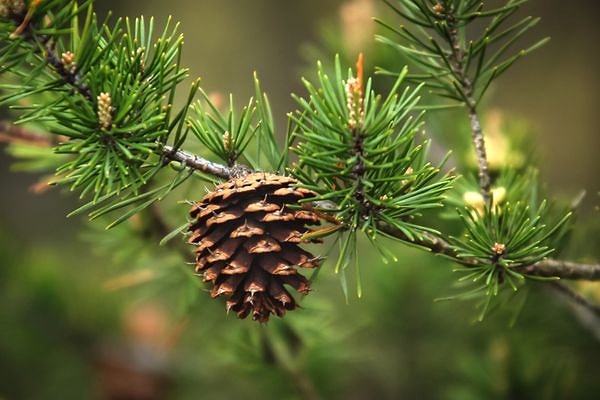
[2,121,598,281]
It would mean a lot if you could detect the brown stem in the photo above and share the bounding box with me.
[377,221,468,262]
[43,38,92,100]
[446,12,492,202]
[517,260,600,281]
[376,221,600,280]
[18,17,94,101]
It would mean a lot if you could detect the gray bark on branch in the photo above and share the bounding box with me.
[518,260,600,281]
[445,13,492,203]
[162,145,232,179]
[376,221,600,280]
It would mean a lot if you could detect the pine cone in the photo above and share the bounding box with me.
[188,173,322,323]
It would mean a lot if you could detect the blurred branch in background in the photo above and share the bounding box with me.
[548,282,600,341]
[0,120,54,146]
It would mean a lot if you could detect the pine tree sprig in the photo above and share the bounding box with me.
[1,2,197,216]
[376,219,600,281]
[188,89,258,169]
[187,74,284,173]
[290,55,454,241]
[288,55,455,293]
[377,0,547,203]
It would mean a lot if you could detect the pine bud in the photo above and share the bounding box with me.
[432,3,444,15]
[345,53,364,129]
[61,51,76,74]
[491,242,506,256]
[222,131,232,152]
[401,166,414,188]
[463,186,507,217]
[97,92,113,130]
[463,191,485,215]
[345,78,362,129]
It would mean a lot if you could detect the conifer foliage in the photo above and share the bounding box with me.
[0,0,598,324]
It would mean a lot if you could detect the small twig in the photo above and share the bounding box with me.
[376,221,600,280]
[548,281,600,318]
[445,11,492,202]
[14,12,94,101]
[162,145,232,179]
[466,104,492,200]
[377,221,465,261]
[518,259,600,281]
[42,37,93,100]
[9,0,41,39]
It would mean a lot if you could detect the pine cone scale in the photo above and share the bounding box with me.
[257,253,296,275]
[244,236,282,253]
[280,275,310,294]
[224,251,253,273]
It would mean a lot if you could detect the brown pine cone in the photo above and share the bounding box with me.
[188,173,323,323]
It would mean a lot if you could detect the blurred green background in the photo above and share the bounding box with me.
[1,1,599,399]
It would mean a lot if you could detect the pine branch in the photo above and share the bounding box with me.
[378,1,547,203]
[1,5,199,202]
[3,117,596,282]
[4,5,93,101]
[165,144,599,283]
[19,24,274,194]
[376,221,600,280]
[377,220,471,262]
